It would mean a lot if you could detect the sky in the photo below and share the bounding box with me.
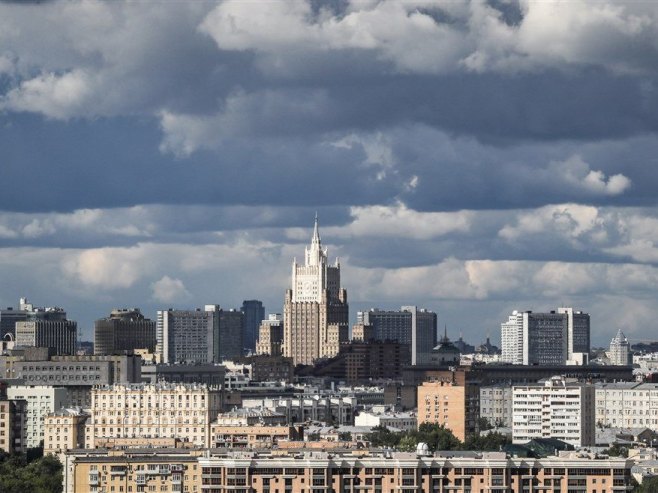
[1,0,658,346]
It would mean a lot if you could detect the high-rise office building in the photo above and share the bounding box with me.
[357,306,437,365]
[2,298,79,352]
[94,308,156,355]
[218,309,244,360]
[156,305,243,363]
[157,307,217,364]
[283,216,349,366]
[241,300,265,353]
[15,307,77,356]
[557,307,590,360]
[500,308,590,366]
[609,329,631,366]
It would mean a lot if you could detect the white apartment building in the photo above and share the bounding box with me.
[84,383,222,448]
[354,410,417,431]
[501,312,524,364]
[7,385,68,448]
[480,384,513,428]
[512,376,595,447]
[596,382,658,429]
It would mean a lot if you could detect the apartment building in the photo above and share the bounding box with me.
[85,383,222,448]
[480,384,513,428]
[595,382,658,428]
[6,385,68,448]
[44,407,88,455]
[512,376,595,447]
[0,398,27,453]
[417,379,480,442]
[63,448,200,493]
[63,448,633,493]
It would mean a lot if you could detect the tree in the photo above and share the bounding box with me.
[463,432,509,451]
[633,476,658,492]
[338,432,352,442]
[0,454,63,493]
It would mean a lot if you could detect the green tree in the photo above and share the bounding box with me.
[338,432,352,442]
[463,432,509,451]
[633,476,658,492]
[0,454,62,493]
[398,435,418,452]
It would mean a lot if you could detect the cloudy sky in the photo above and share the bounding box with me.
[1,0,658,345]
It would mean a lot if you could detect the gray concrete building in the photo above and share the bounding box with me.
[141,363,226,387]
[4,352,141,407]
[157,307,217,364]
[357,306,437,365]
[94,308,156,355]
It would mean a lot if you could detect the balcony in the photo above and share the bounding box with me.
[88,474,99,485]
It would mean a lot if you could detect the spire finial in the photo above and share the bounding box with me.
[444,324,448,342]
[312,212,320,244]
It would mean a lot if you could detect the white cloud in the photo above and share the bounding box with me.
[323,202,473,240]
[1,70,94,120]
[151,276,191,303]
[549,155,631,196]
[200,0,468,74]
[498,203,604,243]
[61,246,152,289]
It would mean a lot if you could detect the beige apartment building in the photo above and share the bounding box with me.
[209,409,300,449]
[63,448,201,493]
[44,407,88,455]
[63,447,633,493]
[417,379,480,442]
[85,383,222,449]
[255,314,283,357]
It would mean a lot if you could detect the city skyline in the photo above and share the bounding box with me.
[1,2,658,345]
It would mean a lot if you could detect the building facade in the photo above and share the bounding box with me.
[84,383,222,449]
[501,308,590,366]
[9,354,141,407]
[157,307,217,364]
[44,407,88,455]
[609,329,632,366]
[16,315,77,356]
[63,447,633,493]
[0,398,27,453]
[94,308,156,355]
[595,382,658,428]
[255,314,283,356]
[6,385,68,448]
[218,309,244,360]
[512,376,595,447]
[357,306,437,365]
[283,216,349,365]
[417,379,480,442]
[480,384,513,428]
[241,300,265,353]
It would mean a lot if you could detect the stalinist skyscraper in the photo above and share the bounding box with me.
[283,215,349,366]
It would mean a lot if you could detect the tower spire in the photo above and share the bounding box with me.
[312,211,321,245]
